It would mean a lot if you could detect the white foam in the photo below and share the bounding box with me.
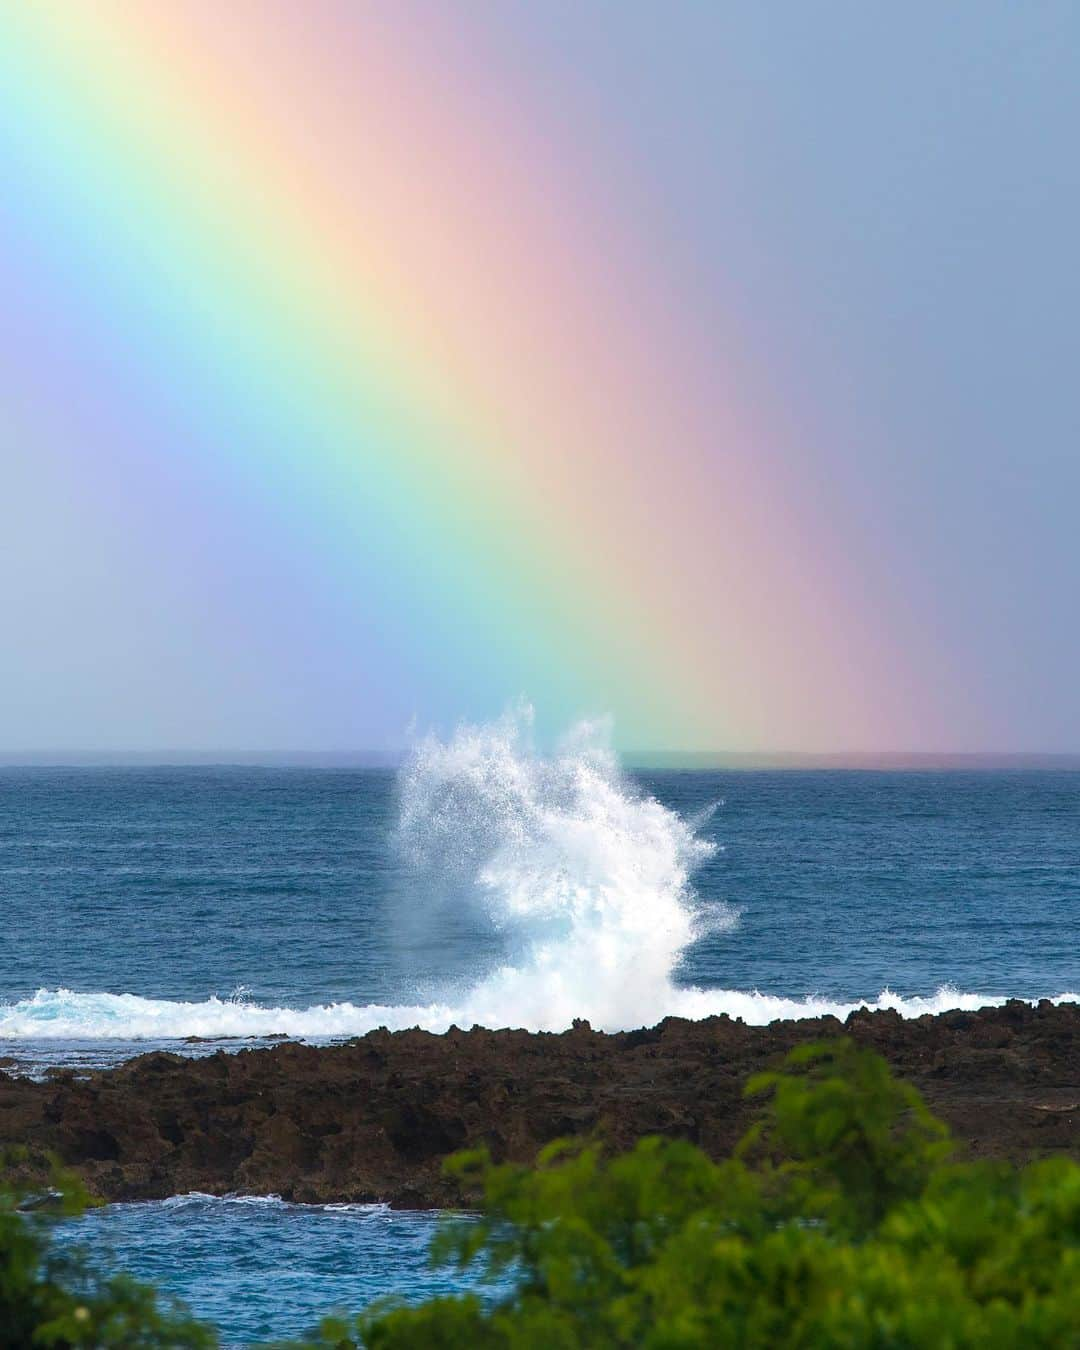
[3,983,1076,1043]
[135,1193,391,1215]
[0,987,450,1039]
[4,709,1074,1043]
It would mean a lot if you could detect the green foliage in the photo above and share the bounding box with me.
[296,1040,1080,1349]
[740,1038,953,1236]
[0,1150,215,1349]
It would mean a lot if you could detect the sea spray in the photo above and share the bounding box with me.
[392,707,730,1030]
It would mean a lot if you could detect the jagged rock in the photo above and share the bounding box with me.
[1,1001,1077,1208]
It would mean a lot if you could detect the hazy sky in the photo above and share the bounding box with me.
[2,2,1078,754]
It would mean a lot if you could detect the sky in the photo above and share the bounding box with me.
[2,2,1078,755]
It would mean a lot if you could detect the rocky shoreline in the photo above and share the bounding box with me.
[2,1001,1078,1208]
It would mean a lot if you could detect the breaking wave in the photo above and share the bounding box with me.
[4,984,1073,1043]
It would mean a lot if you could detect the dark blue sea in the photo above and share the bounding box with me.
[4,737,1079,1343]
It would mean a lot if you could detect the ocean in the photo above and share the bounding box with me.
[5,724,1079,1342]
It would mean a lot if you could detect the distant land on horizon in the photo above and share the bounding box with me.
[3,750,1080,770]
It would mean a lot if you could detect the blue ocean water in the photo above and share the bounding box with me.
[4,733,1079,1343]
[51,1198,489,1347]
[3,764,1078,1034]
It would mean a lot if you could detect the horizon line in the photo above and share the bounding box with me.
[3,749,1080,770]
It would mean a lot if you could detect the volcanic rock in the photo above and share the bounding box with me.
[1,1001,1078,1208]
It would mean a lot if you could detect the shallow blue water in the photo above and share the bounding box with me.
[52,1196,491,1347]
[5,764,1080,1342]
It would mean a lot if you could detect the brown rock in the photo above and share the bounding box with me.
[1,1001,1078,1208]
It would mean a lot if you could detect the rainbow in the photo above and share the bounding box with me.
[0,3,919,751]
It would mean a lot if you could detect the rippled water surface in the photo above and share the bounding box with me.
[54,1195,489,1347]
[4,762,1079,1040]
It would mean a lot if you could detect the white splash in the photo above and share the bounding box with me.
[392,706,730,1031]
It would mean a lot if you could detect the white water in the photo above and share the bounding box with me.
[6,983,1066,1043]
[3,711,1075,1044]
